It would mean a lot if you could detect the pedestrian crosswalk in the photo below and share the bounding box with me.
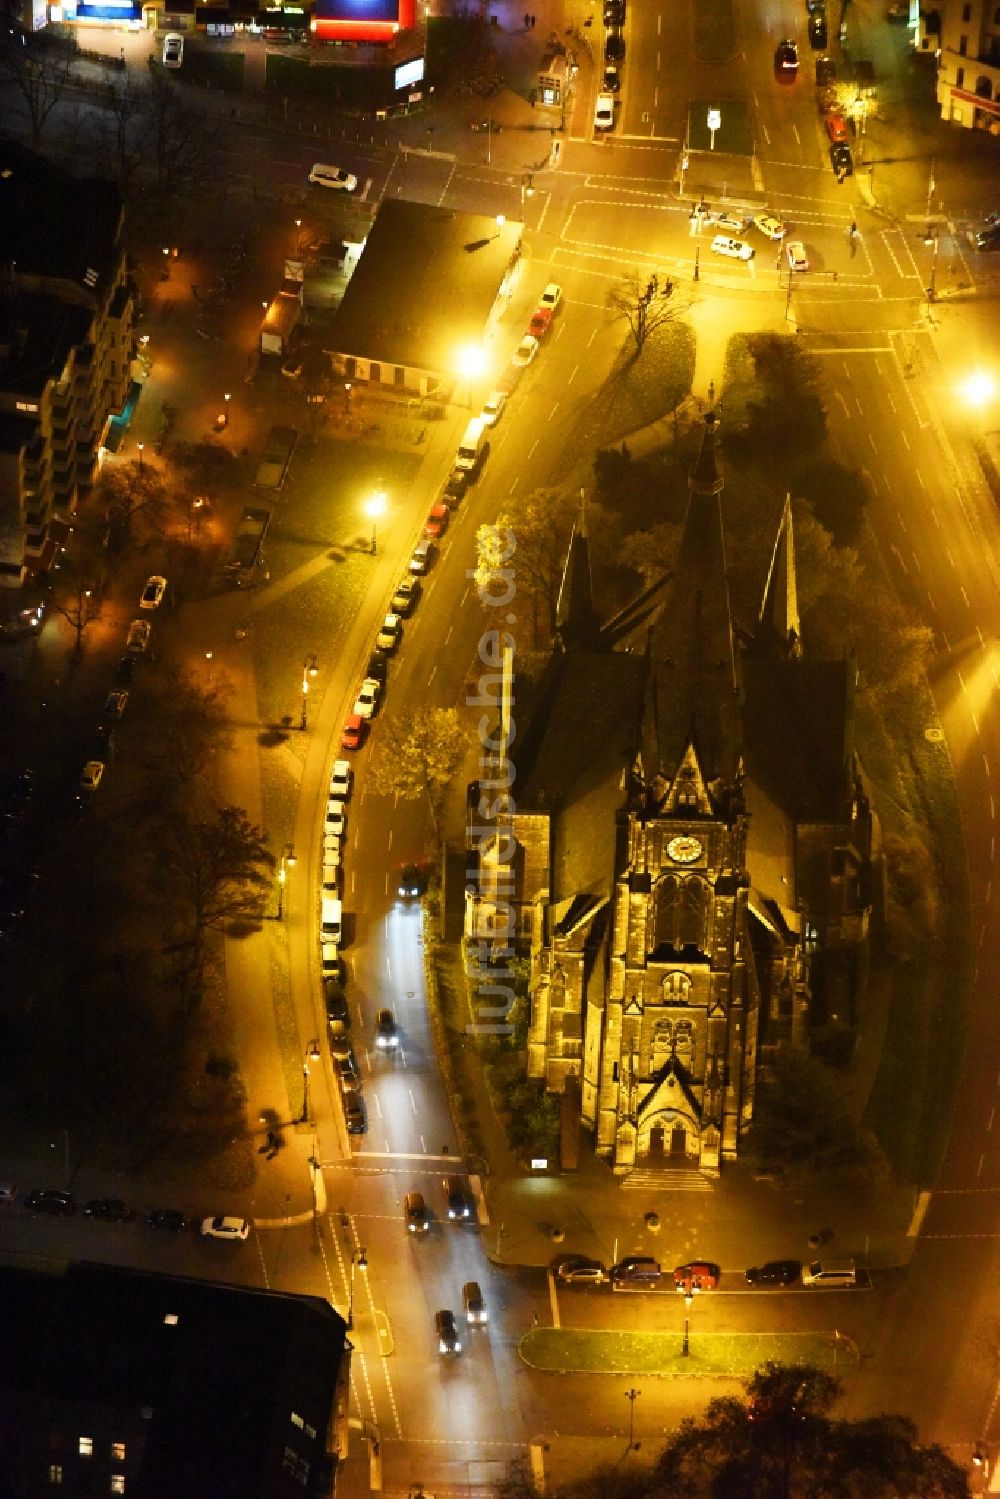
[619,1166,714,1193]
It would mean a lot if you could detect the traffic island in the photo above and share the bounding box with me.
[519,1327,856,1376]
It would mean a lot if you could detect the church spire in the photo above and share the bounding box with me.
[756,494,802,658]
[555,489,601,653]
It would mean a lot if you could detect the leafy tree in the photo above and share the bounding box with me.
[741,334,827,459]
[795,458,867,546]
[96,458,179,550]
[368,707,465,839]
[748,1047,888,1184]
[159,805,273,983]
[607,270,692,357]
[0,43,74,148]
[475,489,579,646]
[618,520,682,586]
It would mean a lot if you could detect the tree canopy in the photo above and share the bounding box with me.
[367,707,466,839]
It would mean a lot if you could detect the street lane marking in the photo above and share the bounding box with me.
[568,363,579,384]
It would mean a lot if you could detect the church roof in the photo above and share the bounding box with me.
[642,413,740,789]
[754,495,802,658]
[741,654,854,821]
[556,498,602,652]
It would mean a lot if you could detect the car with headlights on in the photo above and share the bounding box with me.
[375,1008,399,1049]
[398,863,425,898]
[444,1176,471,1220]
[435,1308,462,1355]
[405,1191,429,1233]
[463,1281,488,1324]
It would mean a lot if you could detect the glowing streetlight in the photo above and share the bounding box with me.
[137,441,144,473]
[365,487,386,556]
[960,371,996,409]
[300,653,318,731]
[300,1037,322,1123]
[276,844,296,920]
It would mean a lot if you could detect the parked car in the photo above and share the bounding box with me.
[376,613,401,652]
[325,978,349,1032]
[745,1260,801,1287]
[409,539,436,575]
[444,1176,471,1220]
[398,864,425,899]
[308,163,357,191]
[344,1087,367,1134]
[611,1256,661,1284]
[147,1208,189,1232]
[808,11,827,47]
[369,1008,397,1051]
[2,770,33,822]
[830,142,854,177]
[353,678,381,720]
[539,282,563,313]
[714,211,750,234]
[392,577,420,616]
[528,307,553,341]
[84,1198,135,1222]
[103,689,128,720]
[0,1182,18,1204]
[673,1261,721,1292]
[815,54,837,84]
[329,760,352,801]
[79,760,105,794]
[140,574,167,610]
[325,801,346,838]
[424,504,450,539]
[200,1215,250,1240]
[603,62,621,93]
[481,390,507,427]
[443,466,469,503]
[341,713,365,751]
[366,648,388,684]
[801,1257,857,1287]
[116,656,135,684]
[405,1191,429,1233]
[604,25,625,61]
[331,1041,361,1086]
[162,31,183,66]
[24,1189,75,1216]
[435,1308,462,1355]
[512,334,539,368]
[786,240,809,271]
[603,0,624,21]
[463,1280,488,1324]
[126,618,151,655]
[557,1256,607,1284]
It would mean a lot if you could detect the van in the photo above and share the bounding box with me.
[321,896,342,943]
[455,416,486,472]
[611,1256,661,1285]
[825,113,849,144]
[801,1257,857,1288]
[409,539,436,575]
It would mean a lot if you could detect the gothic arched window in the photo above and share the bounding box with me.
[662,972,691,1004]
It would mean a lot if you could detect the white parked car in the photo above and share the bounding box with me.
[481,390,507,427]
[162,32,183,67]
[79,760,105,793]
[325,802,346,839]
[754,213,786,240]
[785,240,809,271]
[308,163,357,191]
[354,678,381,720]
[711,235,755,261]
[200,1215,250,1240]
[594,91,615,130]
[329,760,352,800]
[539,282,563,312]
[512,334,539,368]
[140,574,167,610]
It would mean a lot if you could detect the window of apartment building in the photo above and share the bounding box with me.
[976,73,993,94]
[48,1466,63,1485]
[110,1477,125,1494]
[956,64,965,84]
[79,1438,94,1458]
[962,2,971,17]
[111,1443,125,1461]
[959,33,968,52]
[994,5,1000,23]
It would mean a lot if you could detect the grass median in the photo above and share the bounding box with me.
[520,1328,854,1377]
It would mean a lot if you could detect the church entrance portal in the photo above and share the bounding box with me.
[649,1125,665,1157]
[670,1125,687,1156]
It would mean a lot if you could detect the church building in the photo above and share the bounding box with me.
[466,412,872,1177]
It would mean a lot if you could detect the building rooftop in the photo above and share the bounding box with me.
[0,138,124,305]
[0,290,91,400]
[330,198,522,376]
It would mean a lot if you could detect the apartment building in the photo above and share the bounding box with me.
[0,139,135,596]
[935,0,1000,128]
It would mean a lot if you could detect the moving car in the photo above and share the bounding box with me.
[392,577,420,616]
[512,334,539,368]
[24,1189,75,1216]
[786,240,809,271]
[140,574,167,610]
[557,1256,607,1284]
[376,613,401,652]
[444,1176,471,1220]
[353,678,381,720]
[603,0,624,21]
[424,504,450,539]
[374,1008,399,1049]
[714,211,750,234]
[405,1191,429,1233]
[147,1208,189,1232]
[481,390,507,427]
[745,1260,801,1287]
[341,713,365,751]
[673,1261,721,1292]
[435,1308,462,1355]
[79,760,105,794]
[84,1198,135,1222]
[463,1281,488,1324]
[595,92,615,130]
[830,142,854,177]
[162,31,183,67]
[398,864,424,898]
[200,1215,250,1240]
[309,163,357,191]
[126,618,151,655]
[711,235,755,261]
[754,213,785,240]
[539,282,563,313]
[801,1257,857,1287]
[773,37,799,74]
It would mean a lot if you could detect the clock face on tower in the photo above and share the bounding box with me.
[666,834,704,865]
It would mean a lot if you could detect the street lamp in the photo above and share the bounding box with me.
[137,441,144,474]
[300,1037,321,1123]
[365,487,386,556]
[681,1284,693,1356]
[276,844,296,920]
[220,391,231,428]
[294,217,302,252]
[625,1387,640,1449]
[300,653,318,731]
[348,1246,368,1329]
[494,212,506,239]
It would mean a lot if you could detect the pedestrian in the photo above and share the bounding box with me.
[832,270,839,282]
[532,1312,539,1327]
[531,12,536,25]
[191,283,198,298]
[524,10,529,25]
[850,220,857,236]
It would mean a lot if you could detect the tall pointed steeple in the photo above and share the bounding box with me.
[556,490,601,653]
[755,495,802,658]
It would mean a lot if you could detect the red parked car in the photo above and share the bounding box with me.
[424,503,450,538]
[673,1261,721,1292]
[341,713,365,751]
[528,307,553,341]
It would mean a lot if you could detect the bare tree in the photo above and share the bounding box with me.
[95,458,180,549]
[41,512,108,655]
[607,270,693,357]
[141,69,209,196]
[101,73,146,191]
[0,45,75,148]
